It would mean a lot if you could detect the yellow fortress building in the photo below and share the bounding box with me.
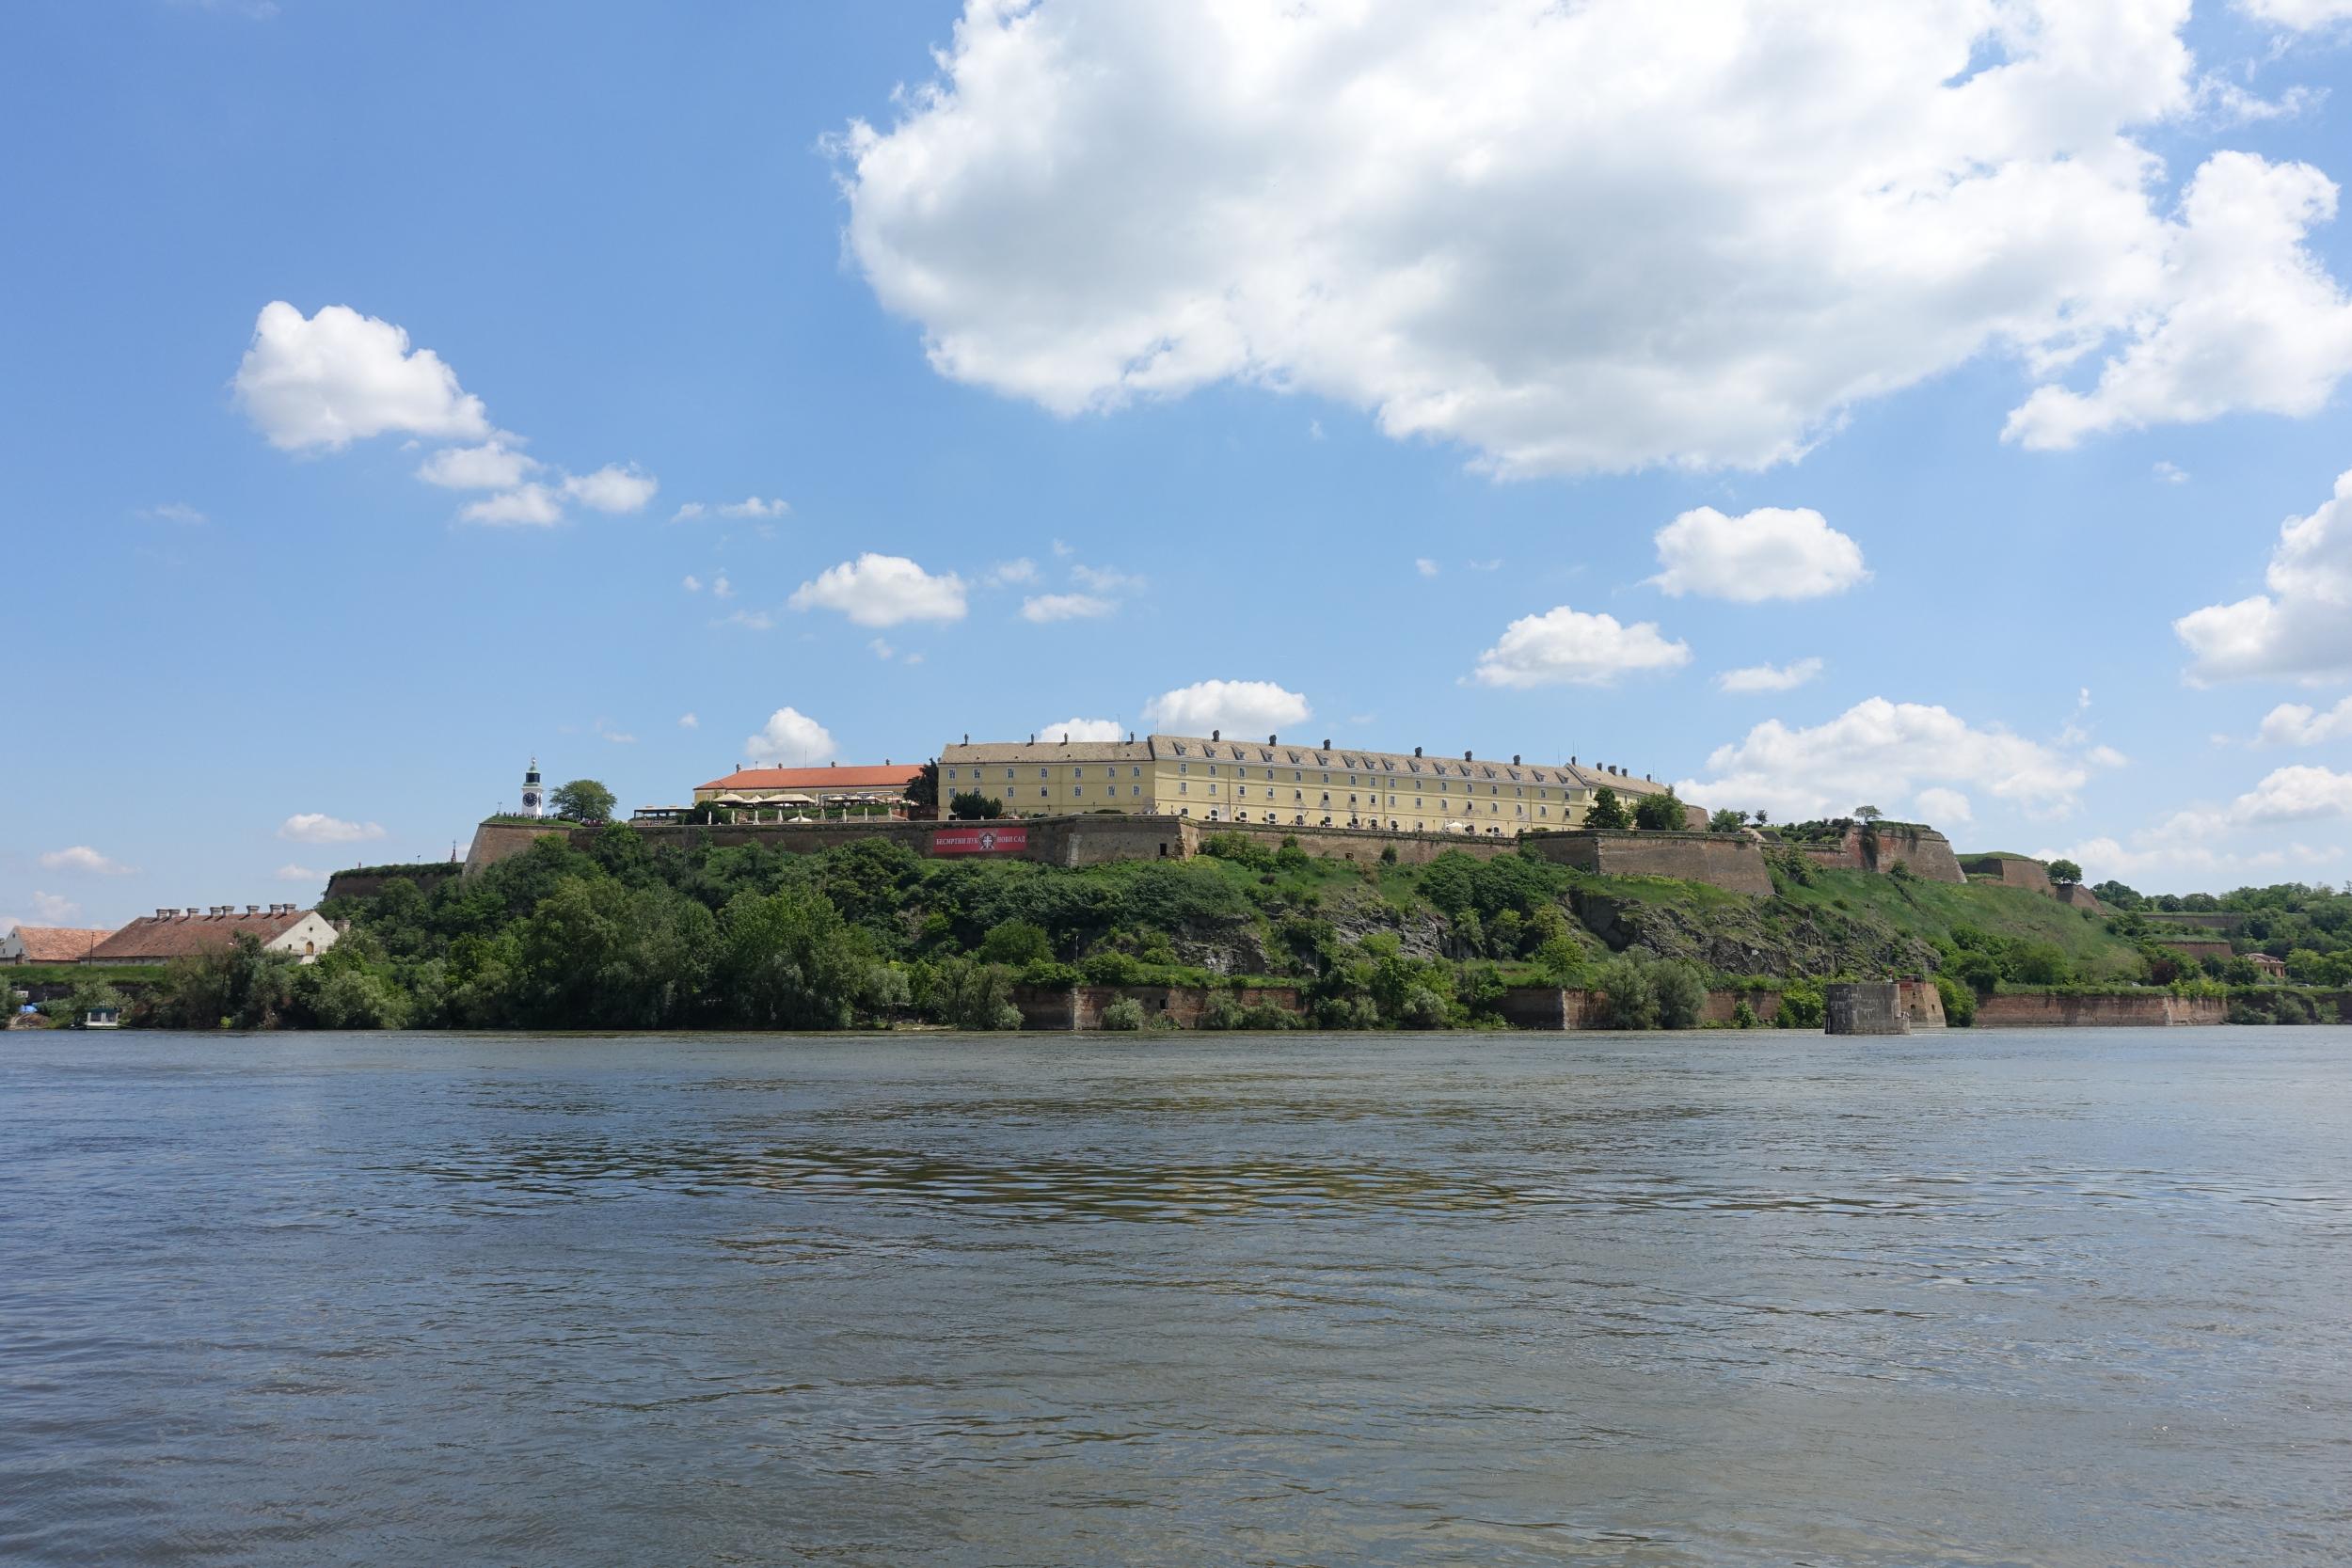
[938,731,1690,837]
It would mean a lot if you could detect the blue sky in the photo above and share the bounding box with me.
[9,0,2352,928]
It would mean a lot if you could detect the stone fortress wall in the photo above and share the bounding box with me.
[1800,824,1966,883]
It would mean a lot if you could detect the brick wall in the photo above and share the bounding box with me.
[2157,938,2233,963]
[324,864,460,902]
[1962,854,2054,894]
[1524,831,1775,896]
[1973,992,2227,1026]
[1799,825,1966,883]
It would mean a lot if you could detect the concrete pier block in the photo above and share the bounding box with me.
[1825,981,1908,1036]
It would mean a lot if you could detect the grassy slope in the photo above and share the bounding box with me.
[1171,847,2140,981]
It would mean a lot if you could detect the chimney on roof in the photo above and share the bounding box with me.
[1267,733,1277,744]
[1322,737,1330,749]
[1513,754,1521,765]
[1464,750,1473,761]
[246,904,259,914]
[1414,746,1422,757]
[1061,735,1069,744]
[1212,729,1220,741]
[963,734,970,744]
[155,908,168,918]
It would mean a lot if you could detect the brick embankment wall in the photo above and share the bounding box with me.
[1697,990,1784,1025]
[2050,882,2104,912]
[1973,993,2228,1027]
[1522,831,1774,896]
[1826,982,1907,1035]
[2156,939,2233,963]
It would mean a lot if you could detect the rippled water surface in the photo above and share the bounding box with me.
[4,1029,2348,1565]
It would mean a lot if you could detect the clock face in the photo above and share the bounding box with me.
[522,790,541,809]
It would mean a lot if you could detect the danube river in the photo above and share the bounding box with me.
[3,1030,2346,1565]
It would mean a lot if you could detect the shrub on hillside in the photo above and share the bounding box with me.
[1777,981,1826,1028]
[1596,955,1661,1030]
[1100,995,1147,1031]
[1933,974,1975,1025]
[1650,959,1708,1028]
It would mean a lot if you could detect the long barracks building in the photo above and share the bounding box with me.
[939,731,1692,838]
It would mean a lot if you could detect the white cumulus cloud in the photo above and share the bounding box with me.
[275,863,322,883]
[1679,697,2095,822]
[38,846,135,875]
[2259,696,2352,745]
[459,483,564,527]
[1142,679,1311,736]
[678,712,699,729]
[234,301,491,451]
[2003,152,2352,450]
[983,557,1038,586]
[718,496,790,518]
[834,2,2352,476]
[563,464,660,514]
[744,706,835,766]
[789,553,968,626]
[1470,607,1690,689]
[1914,786,1975,825]
[2230,763,2352,822]
[2177,467,2352,684]
[417,441,537,490]
[1041,717,1125,742]
[1651,508,1868,602]
[1718,657,1824,694]
[1021,592,1115,623]
[2237,0,2352,31]
[278,813,386,844]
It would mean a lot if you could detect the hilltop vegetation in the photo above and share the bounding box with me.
[93,826,2195,1032]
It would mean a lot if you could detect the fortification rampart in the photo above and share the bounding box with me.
[1798,825,1966,883]
[324,863,461,902]
[1962,853,2053,894]
[1973,992,2226,1027]
[1523,831,1774,896]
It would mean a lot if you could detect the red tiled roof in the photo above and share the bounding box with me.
[696,763,922,792]
[5,926,117,962]
[86,910,315,963]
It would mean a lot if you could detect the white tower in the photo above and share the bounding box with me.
[520,757,545,818]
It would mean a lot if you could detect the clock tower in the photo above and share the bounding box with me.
[520,757,545,818]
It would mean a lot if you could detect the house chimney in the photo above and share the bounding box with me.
[1267,733,1277,745]
[1513,754,1521,765]
[1322,737,1330,749]
[1212,729,1220,741]
[963,733,970,744]
[246,904,259,914]
[155,908,169,918]
[1464,750,1473,761]
[1414,746,1422,757]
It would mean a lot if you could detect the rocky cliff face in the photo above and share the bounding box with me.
[1570,888,1941,978]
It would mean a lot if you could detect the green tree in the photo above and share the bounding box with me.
[1633,788,1687,832]
[978,919,1052,965]
[1650,959,1708,1027]
[2091,879,2142,909]
[1595,954,1660,1029]
[907,761,941,812]
[1854,804,1884,822]
[2046,858,2084,885]
[1100,995,1147,1031]
[715,885,869,1030]
[550,779,617,823]
[1708,808,1744,833]
[1584,786,1630,831]
[948,789,1003,820]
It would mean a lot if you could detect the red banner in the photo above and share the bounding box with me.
[930,824,1028,856]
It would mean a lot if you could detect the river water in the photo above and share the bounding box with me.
[2,1029,2347,1566]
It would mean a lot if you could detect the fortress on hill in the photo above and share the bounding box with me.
[458,729,1979,901]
